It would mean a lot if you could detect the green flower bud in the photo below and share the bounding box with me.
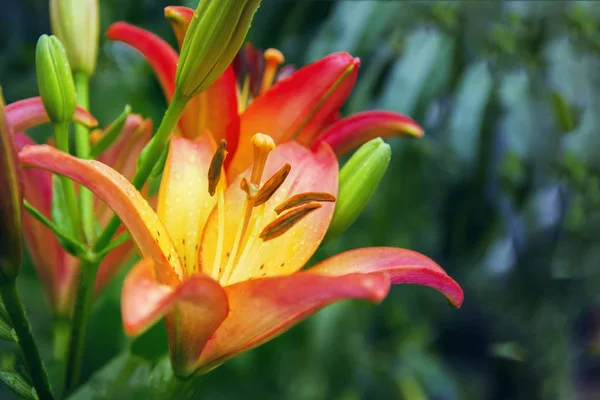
[35,35,76,123]
[176,0,262,97]
[327,137,391,241]
[50,0,99,76]
[0,88,23,282]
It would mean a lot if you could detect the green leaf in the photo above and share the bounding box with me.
[447,60,494,167]
[0,369,38,400]
[89,105,132,159]
[68,353,201,400]
[0,319,17,342]
[379,29,447,114]
[24,199,89,259]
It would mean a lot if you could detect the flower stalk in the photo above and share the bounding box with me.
[0,281,55,400]
[0,89,55,399]
[73,72,96,244]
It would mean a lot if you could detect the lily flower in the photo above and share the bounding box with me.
[6,98,151,315]
[106,6,424,179]
[18,132,463,376]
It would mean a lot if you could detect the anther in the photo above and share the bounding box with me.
[90,129,103,144]
[260,203,322,241]
[208,139,227,196]
[240,178,258,198]
[274,192,336,215]
[254,163,291,206]
[261,48,285,94]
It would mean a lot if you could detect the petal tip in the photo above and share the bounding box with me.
[448,285,464,309]
[105,22,125,39]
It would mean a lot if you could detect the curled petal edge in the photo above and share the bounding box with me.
[309,247,464,308]
[6,97,98,133]
[313,111,424,157]
[122,259,228,336]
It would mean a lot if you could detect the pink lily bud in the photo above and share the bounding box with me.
[0,89,23,282]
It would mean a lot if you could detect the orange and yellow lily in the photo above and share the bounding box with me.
[19,129,463,376]
[6,97,151,315]
[106,6,424,180]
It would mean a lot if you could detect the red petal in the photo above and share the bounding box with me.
[313,111,424,157]
[14,134,77,315]
[106,22,178,100]
[6,97,97,132]
[197,66,240,160]
[164,6,194,50]
[19,145,183,285]
[309,247,464,308]
[196,271,389,372]
[122,259,228,376]
[228,52,359,178]
[179,66,240,159]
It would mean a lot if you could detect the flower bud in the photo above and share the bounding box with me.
[326,138,391,240]
[176,0,262,97]
[50,0,99,76]
[35,35,76,123]
[0,89,23,282]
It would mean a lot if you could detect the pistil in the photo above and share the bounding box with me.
[220,133,275,283]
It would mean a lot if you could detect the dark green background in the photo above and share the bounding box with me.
[2,0,600,399]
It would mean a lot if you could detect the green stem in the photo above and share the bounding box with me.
[73,72,96,244]
[52,318,70,364]
[0,280,54,400]
[94,91,189,251]
[63,91,190,391]
[53,122,83,240]
[64,260,97,393]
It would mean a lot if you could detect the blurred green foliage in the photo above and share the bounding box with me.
[2,0,600,399]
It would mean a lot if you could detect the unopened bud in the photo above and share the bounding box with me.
[176,0,262,97]
[35,35,76,123]
[0,88,23,282]
[50,0,99,76]
[326,138,391,240]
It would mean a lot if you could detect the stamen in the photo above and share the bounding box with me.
[240,178,258,198]
[254,163,291,206]
[261,48,285,94]
[208,140,227,196]
[274,192,336,215]
[220,133,276,283]
[90,129,103,144]
[260,203,322,241]
[228,204,266,284]
[210,181,226,280]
